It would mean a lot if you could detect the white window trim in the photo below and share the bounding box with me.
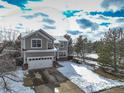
[59,51,67,57]
[48,40,54,49]
[60,41,65,48]
[27,56,53,61]
[31,38,42,48]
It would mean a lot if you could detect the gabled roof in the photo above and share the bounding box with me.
[21,29,55,40]
[21,31,32,38]
[54,36,68,43]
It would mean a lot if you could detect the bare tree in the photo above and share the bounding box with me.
[0,28,21,93]
[0,54,22,93]
[0,28,20,54]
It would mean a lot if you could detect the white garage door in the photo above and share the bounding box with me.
[27,56,53,69]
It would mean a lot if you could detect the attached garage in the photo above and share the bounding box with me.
[27,56,54,69]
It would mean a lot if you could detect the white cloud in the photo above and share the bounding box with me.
[101,0,124,11]
[0,0,123,41]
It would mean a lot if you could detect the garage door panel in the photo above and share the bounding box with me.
[27,56,53,69]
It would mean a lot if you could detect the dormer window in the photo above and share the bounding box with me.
[31,39,42,48]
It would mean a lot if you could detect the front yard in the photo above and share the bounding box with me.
[0,67,35,93]
[1,60,124,93]
[24,67,85,93]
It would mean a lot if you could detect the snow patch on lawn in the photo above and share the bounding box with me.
[58,61,124,93]
[86,53,98,59]
[0,68,35,93]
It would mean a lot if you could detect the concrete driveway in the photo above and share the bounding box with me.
[31,68,84,93]
[35,80,84,93]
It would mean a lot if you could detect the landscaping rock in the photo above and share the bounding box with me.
[33,78,43,86]
[34,72,43,82]
[42,69,58,85]
[54,88,60,93]
[43,70,50,76]
[35,85,54,93]
[23,77,33,86]
[48,75,57,83]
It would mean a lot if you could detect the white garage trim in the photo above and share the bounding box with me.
[27,56,54,69]
[27,56,53,61]
[25,49,57,53]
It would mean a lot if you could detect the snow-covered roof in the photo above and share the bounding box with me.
[54,36,68,43]
[21,31,33,38]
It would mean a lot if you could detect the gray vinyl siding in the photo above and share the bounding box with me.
[55,41,68,59]
[25,52,55,58]
[21,51,24,57]
[48,40,54,49]
[21,39,23,50]
[59,41,68,50]
[25,32,49,50]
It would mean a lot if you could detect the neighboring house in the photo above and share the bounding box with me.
[21,29,57,69]
[54,36,68,60]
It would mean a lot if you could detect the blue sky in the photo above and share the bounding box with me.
[0,0,124,41]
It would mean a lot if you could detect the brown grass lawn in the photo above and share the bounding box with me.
[95,68,124,93]
[95,68,124,80]
[99,87,124,93]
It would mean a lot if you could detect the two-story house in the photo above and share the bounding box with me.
[21,29,57,69]
[21,29,68,70]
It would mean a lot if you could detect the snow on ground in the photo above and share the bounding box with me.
[86,53,98,59]
[75,53,99,66]
[85,60,99,66]
[0,68,35,93]
[58,61,124,93]
[75,58,98,66]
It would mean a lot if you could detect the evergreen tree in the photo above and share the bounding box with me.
[97,28,124,71]
[86,40,93,53]
[97,40,113,67]
[74,35,87,62]
[118,29,124,67]
[93,41,102,53]
[74,43,80,56]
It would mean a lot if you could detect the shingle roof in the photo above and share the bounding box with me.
[21,31,33,38]
[21,29,55,40]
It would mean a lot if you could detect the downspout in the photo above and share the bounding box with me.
[24,38,26,64]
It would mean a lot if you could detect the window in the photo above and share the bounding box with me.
[31,39,42,48]
[59,52,66,56]
[60,42,64,48]
[48,40,53,49]
[60,42,67,48]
